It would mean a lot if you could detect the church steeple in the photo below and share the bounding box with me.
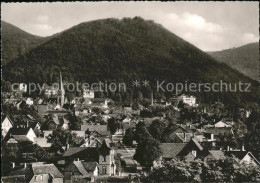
[60,72,65,107]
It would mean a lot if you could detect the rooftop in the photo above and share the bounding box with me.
[159,143,186,158]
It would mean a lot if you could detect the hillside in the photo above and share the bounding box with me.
[208,42,259,81]
[1,21,51,65]
[3,17,260,105]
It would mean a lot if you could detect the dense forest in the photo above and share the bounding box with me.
[1,21,54,65]
[208,42,259,81]
[2,17,260,105]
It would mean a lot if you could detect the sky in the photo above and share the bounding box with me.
[1,2,259,51]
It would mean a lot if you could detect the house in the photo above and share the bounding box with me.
[2,115,15,137]
[195,133,217,148]
[123,105,132,114]
[31,122,42,137]
[63,160,98,183]
[6,127,37,142]
[203,150,226,163]
[2,175,27,183]
[25,98,34,106]
[63,140,116,176]
[164,125,190,142]
[177,138,204,162]
[31,163,64,182]
[83,135,103,148]
[90,98,111,108]
[153,143,186,168]
[83,89,95,99]
[44,115,70,130]
[34,137,52,149]
[179,94,197,107]
[204,126,234,136]
[161,143,186,160]
[81,124,108,134]
[225,148,260,167]
[172,132,194,143]
[151,99,171,107]
[63,147,99,163]
[82,130,111,147]
[122,115,132,123]
[97,140,116,176]
[6,135,34,160]
[71,131,86,138]
[8,163,63,183]
[214,121,231,128]
[18,83,27,93]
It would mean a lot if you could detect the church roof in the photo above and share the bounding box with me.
[98,139,111,155]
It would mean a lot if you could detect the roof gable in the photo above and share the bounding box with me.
[160,143,186,158]
[32,164,63,178]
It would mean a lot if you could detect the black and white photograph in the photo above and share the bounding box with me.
[1,1,260,183]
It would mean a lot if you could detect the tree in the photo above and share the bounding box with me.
[47,129,85,152]
[140,98,151,108]
[1,141,22,176]
[122,128,135,146]
[92,107,103,115]
[133,138,161,168]
[65,92,75,102]
[134,121,151,143]
[132,101,140,111]
[140,158,260,183]
[115,153,122,176]
[32,144,53,161]
[107,117,119,135]
[149,119,167,142]
[114,93,122,102]
[67,112,81,130]
[137,91,143,101]
[217,133,238,149]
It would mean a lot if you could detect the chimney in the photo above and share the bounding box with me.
[27,121,29,128]
[24,163,27,168]
[12,162,15,168]
[227,146,230,151]
[211,134,214,140]
[241,145,245,151]
[66,143,70,150]
[184,132,187,142]
[192,150,197,157]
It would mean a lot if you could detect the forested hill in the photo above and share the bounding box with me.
[208,42,259,81]
[2,17,260,105]
[1,21,52,65]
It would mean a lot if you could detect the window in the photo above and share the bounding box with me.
[207,157,214,162]
[103,155,106,162]
[40,175,43,181]
[102,166,107,174]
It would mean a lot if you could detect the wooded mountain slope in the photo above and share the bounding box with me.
[208,42,259,81]
[2,17,260,105]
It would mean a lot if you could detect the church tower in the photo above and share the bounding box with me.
[60,72,65,107]
[97,140,116,176]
